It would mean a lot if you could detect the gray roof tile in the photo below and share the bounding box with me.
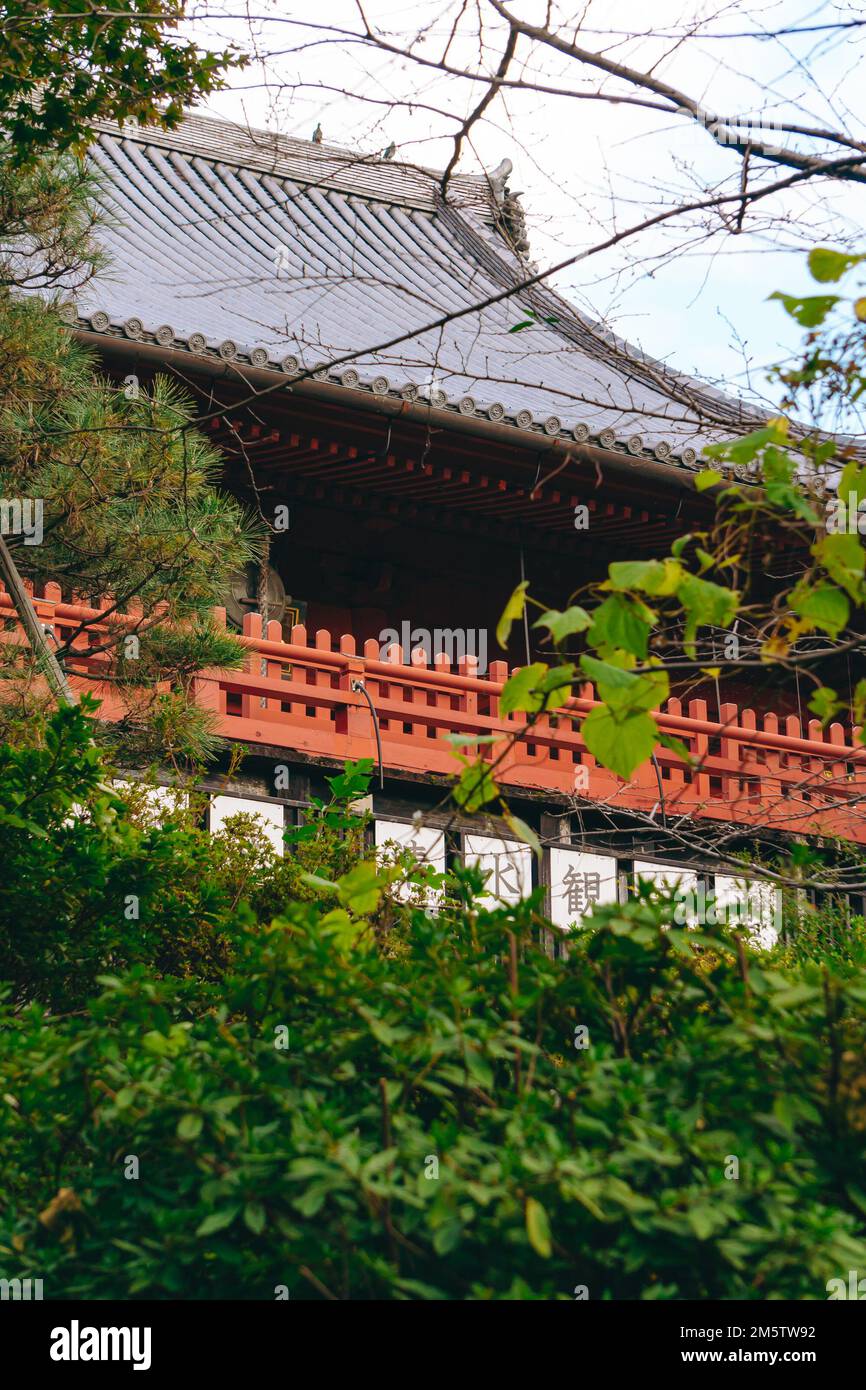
[66,113,768,460]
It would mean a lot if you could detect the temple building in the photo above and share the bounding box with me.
[9,112,866,935]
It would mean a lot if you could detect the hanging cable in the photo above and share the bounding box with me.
[351,679,385,789]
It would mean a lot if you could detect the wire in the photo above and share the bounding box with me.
[351,679,385,790]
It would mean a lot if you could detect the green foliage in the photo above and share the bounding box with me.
[0,149,261,761]
[481,241,866,791]
[0,1,243,167]
[1,708,865,1300]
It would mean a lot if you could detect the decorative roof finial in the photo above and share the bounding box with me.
[488,157,512,201]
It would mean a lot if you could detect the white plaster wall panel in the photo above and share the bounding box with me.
[715,875,781,948]
[633,861,699,924]
[463,834,532,907]
[375,819,446,904]
[113,780,188,825]
[549,848,619,929]
[209,794,285,855]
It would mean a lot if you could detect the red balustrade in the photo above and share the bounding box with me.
[3,583,866,842]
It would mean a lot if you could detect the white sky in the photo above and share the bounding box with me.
[183,0,866,409]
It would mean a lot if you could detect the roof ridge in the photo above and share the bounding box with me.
[93,110,499,220]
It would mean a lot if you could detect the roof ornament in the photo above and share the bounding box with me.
[488,158,512,201]
[312,124,323,144]
[486,157,532,262]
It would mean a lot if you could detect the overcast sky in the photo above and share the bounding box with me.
[184,0,866,410]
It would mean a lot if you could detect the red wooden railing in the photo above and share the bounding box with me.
[3,583,866,842]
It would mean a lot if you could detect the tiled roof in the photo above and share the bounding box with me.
[61,112,768,464]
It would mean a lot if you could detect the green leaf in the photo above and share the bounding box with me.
[337,861,383,915]
[768,291,840,327]
[453,759,498,813]
[504,813,541,858]
[790,581,850,637]
[812,532,866,602]
[607,558,683,596]
[581,656,668,715]
[244,1202,266,1235]
[687,1205,716,1241]
[808,687,842,726]
[433,1220,462,1255]
[677,575,740,655]
[196,1207,240,1237]
[496,581,528,648]
[500,664,548,715]
[694,469,724,492]
[807,247,864,283]
[705,420,788,465]
[500,663,573,715]
[588,593,653,659]
[525,1197,552,1258]
[581,705,659,779]
[658,732,694,765]
[533,605,591,641]
[177,1113,203,1141]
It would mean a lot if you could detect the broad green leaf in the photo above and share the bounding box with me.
[790,581,850,637]
[807,247,864,283]
[768,290,840,327]
[500,664,548,714]
[244,1202,266,1235]
[525,1197,552,1258]
[838,461,866,507]
[808,686,841,725]
[453,759,498,813]
[320,908,368,953]
[607,558,683,596]
[694,469,724,492]
[196,1208,240,1237]
[687,1205,716,1241]
[588,593,653,659]
[433,1220,462,1254]
[500,663,574,714]
[812,532,866,602]
[504,813,541,859]
[177,1113,203,1141]
[337,861,383,916]
[496,581,528,648]
[533,605,591,641]
[677,574,740,655]
[705,420,787,465]
[658,732,694,765]
[581,655,668,715]
[581,705,659,779]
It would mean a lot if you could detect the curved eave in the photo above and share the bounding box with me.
[72,320,709,493]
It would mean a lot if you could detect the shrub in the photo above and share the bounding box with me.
[2,708,865,1299]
